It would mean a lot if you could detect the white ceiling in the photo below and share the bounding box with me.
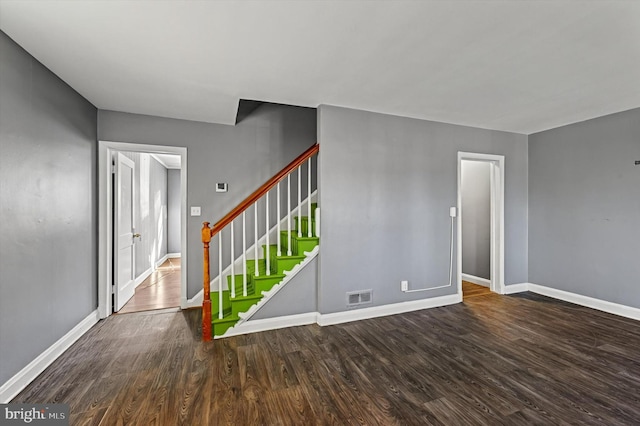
[1,1,639,134]
[151,153,181,170]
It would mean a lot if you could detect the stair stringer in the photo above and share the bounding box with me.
[214,245,319,339]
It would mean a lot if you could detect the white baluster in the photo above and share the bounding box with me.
[242,211,247,297]
[266,192,271,275]
[287,175,292,256]
[254,203,259,277]
[230,221,235,298]
[308,158,312,237]
[277,182,281,256]
[298,165,302,237]
[218,232,223,319]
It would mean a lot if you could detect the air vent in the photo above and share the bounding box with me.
[346,289,373,308]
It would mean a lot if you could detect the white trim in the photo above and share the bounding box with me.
[235,246,319,324]
[457,152,505,298]
[461,273,490,287]
[155,253,170,269]
[135,266,153,289]
[317,293,461,326]
[0,310,100,403]
[220,293,462,338]
[99,141,188,319]
[219,312,319,338]
[504,283,530,294]
[167,252,181,259]
[184,289,203,308]
[528,283,640,321]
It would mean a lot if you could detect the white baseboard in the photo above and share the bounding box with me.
[155,254,169,268]
[528,283,640,321]
[219,312,319,338]
[154,253,180,269]
[462,273,490,287]
[184,289,203,309]
[0,310,100,403]
[220,293,462,338]
[504,283,530,294]
[317,293,462,326]
[135,266,153,289]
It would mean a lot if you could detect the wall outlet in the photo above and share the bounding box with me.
[401,280,408,292]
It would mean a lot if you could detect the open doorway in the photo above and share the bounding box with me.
[457,152,505,299]
[98,141,187,319]
[115,151,182,313]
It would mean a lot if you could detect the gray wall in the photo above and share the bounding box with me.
[250,258,318,320]
[461,160,491,280]
[529,108,640,308]
[317,105,528,314]
[98,105,317,297]
[167,169,181,254]
[148,155,168,266]
[0,32,97,385]
[121,152,168,276]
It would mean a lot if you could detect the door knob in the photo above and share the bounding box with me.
[133,233,141,238]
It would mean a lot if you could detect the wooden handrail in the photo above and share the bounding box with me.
[211,143,319,235]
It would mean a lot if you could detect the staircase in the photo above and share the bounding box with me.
[201,144,319,340]
[211,205,319,336]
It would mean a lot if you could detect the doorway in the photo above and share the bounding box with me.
[98,141,187,319]
[457,152,505,298]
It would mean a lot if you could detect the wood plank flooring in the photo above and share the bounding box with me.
[462,280,492,299]
[12,290,640,425]
[118,257,181,314]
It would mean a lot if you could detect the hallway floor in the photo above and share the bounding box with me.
[462,280,492,299]
[118,257,181,314]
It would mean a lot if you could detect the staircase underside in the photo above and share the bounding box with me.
[211,207,318,337]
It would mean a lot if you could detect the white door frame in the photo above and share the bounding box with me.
[457,152,505,296]
[98,141,188,319]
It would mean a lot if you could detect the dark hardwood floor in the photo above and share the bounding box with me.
[12,290,640,425]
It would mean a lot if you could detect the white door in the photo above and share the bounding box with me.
[114,152,136,311]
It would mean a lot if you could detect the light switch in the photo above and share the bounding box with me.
[190,206,201,216]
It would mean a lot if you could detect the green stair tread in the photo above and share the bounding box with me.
[291,236,319,242]
[253,273,286,280]
[230,293,263,302]
[274,254,306,261]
